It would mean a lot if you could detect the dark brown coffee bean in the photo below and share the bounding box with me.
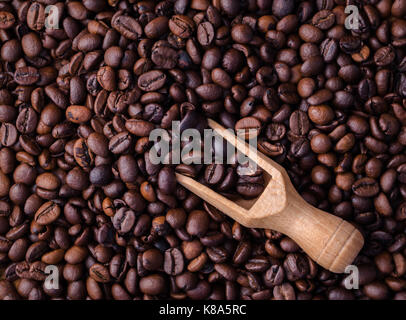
[283,253,309,281]
[299,24,324,43]
[301,56,324,77]
[66,105,92,124]
[211,68,232,89]
[138,70,166,92]
[374,46,395,67]
[14,67,39,85]
[312,10,335,30]
[45,86,69,109]
[22,32,42,58]
[87,132,109,157]
[328,287,355,300]
[89,263,111,283]
[112,207,135,234]
[195,84,223,101]
[139,274,166,295]
[352,178,380,197]
[273,283,296,300]
[65,246,88,265]
[363,281,389,300]
[73,138,94,169]
[204,164,225,185]
[0,123,17,147]
[290,110,310,136]
[186,210,209,237]
[26,241,48,263]
[16,107,38,134]
[308,105,334,125]
[36,173,60,191]
[34,201,61,226]
[0,11,15,29]
[125,119,155,137]
[0,105,17,123]
[26,3,45,31]
[145,16,169,39]
[231,24,254,44]
[151,41,178,69]
[164,248,184,276]
[112,14,142,40]
[197,22,214,46]
[169,15,195,39]
[97,66,116,91]
[117,155,138,183]
[109,131,132,154]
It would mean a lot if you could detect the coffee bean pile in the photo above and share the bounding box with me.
[0,0,406,300]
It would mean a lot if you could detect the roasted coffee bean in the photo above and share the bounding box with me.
[25,241,48,263]
[108,132,132,154]
[158,167,176,195]
[145,16,169,39]
[89,165,113,186]
[164,248,184,276]
[197,22,215,46]
[73,138,94,169]
[14,67,39,85]
[0,11,15,29]
[204,164,225,185]
[283,253,309,281]
[65,246,88,265]
[112,207,136,234]
[312,10,335,30]
[0,123,18,147]
[112,14,142,40]
[169,15,195,39]
[97,66,116,92]
[139,274,166,295]
[89,263,111,283]
[66,106,92,124]
[16,107,38,134]
[264,265,285,287]
[195,84,223,101]
[308,105,335,125]
[352,178,380,197]
[374,46,395,67]
[137,70,166,92]
[186,210,209,237]
[363,281,389,300]
[290,111,310,136]
[273,283,296,300]
[151,41,177,69]
[125,119,155,137]
[34,202,61,226]
[21,32,42,58]
[117,155,138,183]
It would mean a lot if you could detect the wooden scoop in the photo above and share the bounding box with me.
[176,119,364,273]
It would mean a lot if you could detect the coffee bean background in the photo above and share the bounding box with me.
[0,0,405,300]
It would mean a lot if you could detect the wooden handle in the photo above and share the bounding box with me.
[265,185,364,273]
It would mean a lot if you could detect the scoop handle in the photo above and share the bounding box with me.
[265,184,364,273]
